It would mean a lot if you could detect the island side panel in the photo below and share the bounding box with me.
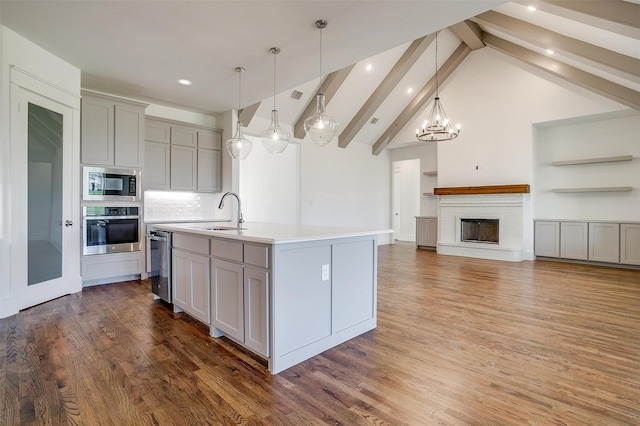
[270,235,378,374]
[332,238,377,333]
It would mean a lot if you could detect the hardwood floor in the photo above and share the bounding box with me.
[1,243,639,425]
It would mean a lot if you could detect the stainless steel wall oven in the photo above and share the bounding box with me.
[83,206,142,255]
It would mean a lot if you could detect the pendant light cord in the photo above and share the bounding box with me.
[273,50,277,110]
[319,25,324,94]
[435,31,439,98]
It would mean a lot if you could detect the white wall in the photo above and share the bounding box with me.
[392,48,628,187]
[239,135,300,225]
[389,144,438,216]
[1,26,81,316]
[299,139,392,243]
[534,110,640,221]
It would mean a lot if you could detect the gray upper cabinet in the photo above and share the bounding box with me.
[144,117,222,192]
[81,91,146,168]
[171,125,197,147]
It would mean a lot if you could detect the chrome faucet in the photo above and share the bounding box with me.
[218,192,244,227]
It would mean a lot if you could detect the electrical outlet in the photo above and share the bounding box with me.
[322,264,330,281]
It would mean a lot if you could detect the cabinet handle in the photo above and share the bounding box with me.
[65,220,73,227]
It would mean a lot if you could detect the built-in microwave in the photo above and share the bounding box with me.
[82,166,141,202]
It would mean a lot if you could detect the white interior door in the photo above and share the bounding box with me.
[392,159,420,242]
[10,83,77,309]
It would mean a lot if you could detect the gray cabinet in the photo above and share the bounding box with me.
[144,117,221,192]
[210,238,271,358]
[211,258,244,341]
[81,91,146,168]
[416,217,437,248]
[588,222,619,263]
[620,224,640,265]
[535,220,640,266]
[197,148,222,193]
[170,145,197,191]
[172,233,210,324]
[560,222,588,260]
[534,221,560,258]
[144,141,170,189]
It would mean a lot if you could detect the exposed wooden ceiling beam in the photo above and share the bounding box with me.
[528,0,640,39]
[450,20,485,50]
[483,32,640,110]
[239,102,260,126]
[474,10,640,78]
[338,34,436,149]
[293,64,355,140]
[372,43,471,155]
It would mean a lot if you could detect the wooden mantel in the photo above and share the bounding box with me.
[434,184,530,195]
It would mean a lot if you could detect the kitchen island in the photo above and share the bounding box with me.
[151,221,391,374]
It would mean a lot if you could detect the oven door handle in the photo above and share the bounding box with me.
[148,234,167,242]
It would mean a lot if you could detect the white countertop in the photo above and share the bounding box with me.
[151,221,393,245]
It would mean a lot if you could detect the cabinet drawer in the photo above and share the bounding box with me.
[244,244,270,269]
[211,238,243,262]
[173,233,210,255]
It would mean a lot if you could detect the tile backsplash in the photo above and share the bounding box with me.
[144,191,229,222]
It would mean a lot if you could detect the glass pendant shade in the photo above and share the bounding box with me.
[261,110,290,154]
[226,121,252,160]
[303,93,338,146]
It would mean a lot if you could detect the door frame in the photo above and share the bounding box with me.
[4,67,81,315]
[392,159,421,242]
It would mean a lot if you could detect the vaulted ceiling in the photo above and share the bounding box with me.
[2,0,638,153]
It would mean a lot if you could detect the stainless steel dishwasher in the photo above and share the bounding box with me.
[148,230,172,303]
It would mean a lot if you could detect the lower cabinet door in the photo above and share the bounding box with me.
[211,258,244,341]
[244,267,269,358]
[172,249,210,324]
[560,222,588,260]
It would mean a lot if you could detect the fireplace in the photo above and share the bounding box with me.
[461,218,499,244]
[435,188,531,261]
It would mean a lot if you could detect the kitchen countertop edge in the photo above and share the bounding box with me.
[151,221,393,245]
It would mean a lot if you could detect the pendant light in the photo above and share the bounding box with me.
[416,31,461,142]
[303,19,338,146]
[225,66,253,160]
[261,47,290,154]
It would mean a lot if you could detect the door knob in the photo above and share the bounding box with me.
[65,220,73,227]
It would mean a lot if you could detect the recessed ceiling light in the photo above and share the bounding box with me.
[178,79,192,86]
[546,49,554,55]
[528,5,537,12]
[407,87,413,94]
[365,64,372,71]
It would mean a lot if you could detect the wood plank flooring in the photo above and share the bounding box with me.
[1,243,639,425]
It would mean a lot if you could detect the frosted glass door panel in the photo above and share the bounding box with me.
[28,103,63,285]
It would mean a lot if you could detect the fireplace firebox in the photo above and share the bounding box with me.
[461,218,499,244]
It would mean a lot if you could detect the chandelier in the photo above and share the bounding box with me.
[303,19,338,146]
[225,67,252,160]
[416,31,460,142]
[261,47,290,154]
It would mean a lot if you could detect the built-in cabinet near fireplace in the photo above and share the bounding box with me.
[534,220,640,266]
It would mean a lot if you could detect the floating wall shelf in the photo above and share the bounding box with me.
[422,171,438,176]
[552,187,633,193]
[422,192,435,196]
[551,155,633,166]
